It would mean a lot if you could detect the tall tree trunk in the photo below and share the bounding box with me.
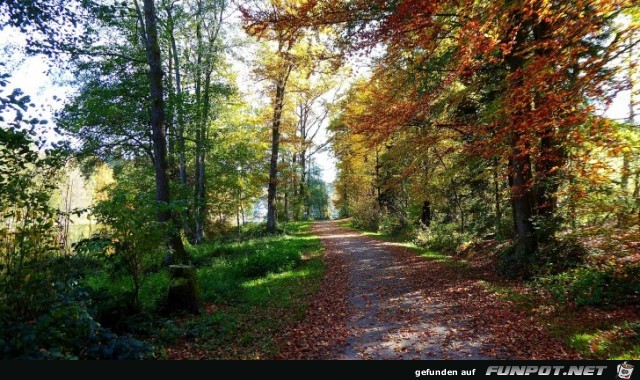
[282,155,290,221]
[284,185,289,221]
[191,10,203,244]
[165,4,191,238]
[341,176,349,217]
[141,0,184,259]
[193,0,225,241]
[305,158,312,218]
[167,8,187,186]
[493,159,501,230]
[536,132,563,220]
[292,153,300,220]
[505,13,537,269]
[375,149,382,208]
[166,45,175,174]
[141,0,197,314]
[298,107,308,220]
[508,158,517,236]
[533,19,563,240]
[266,65,291,233]
[192,4,207,244]
[299,151,306,219]
[627,32,638,223]
[194,67,211,244]
[237,202,241,236]
[510,137,537,259]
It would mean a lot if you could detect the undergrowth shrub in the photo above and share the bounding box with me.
[92,184,167,308]
[379,213,415,241]
[352,199,382,232]
[532,237,589,276]
[414,223,470,253]
[538,264,640,307]
[0,283,155,359]
[497,236,589,279]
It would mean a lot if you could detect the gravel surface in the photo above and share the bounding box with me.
[312,221,492,360]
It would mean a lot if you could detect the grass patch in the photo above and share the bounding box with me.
[559,321,640,359]
[166,221,324,359]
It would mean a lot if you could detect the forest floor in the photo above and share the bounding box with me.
[162,220,638,360]
[280,220,582,359]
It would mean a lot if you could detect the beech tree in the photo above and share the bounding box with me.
[252,0,639,274]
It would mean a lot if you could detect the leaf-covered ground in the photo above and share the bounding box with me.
[279,221,581,359]
[164,220,638,360]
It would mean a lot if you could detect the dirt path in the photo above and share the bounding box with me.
[316,221,492,359]
[279,220,578,360]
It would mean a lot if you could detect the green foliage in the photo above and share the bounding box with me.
[91,169,168,307]
[379,213,415,241]
[414,223,471,253]
[206,115,266,226]
[539,264,640,307]
[239,249,302,278]
[0,78,155,361]
[497,236,590,279]
[0,283,155,359]
[164,221,324,358]
[351,198,382,232]
[0,118,68,320]
[306,169,331,220]
[191,222,316,303]
[533,238,589,276]
[57,68,152,162]
[495,243,534,279]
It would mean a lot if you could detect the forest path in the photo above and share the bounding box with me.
[279,220,578,360]
[312,220,492,360]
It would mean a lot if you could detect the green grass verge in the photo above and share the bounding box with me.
[82,221,324,359]
[181,221,323,359]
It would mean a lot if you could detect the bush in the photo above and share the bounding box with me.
[379,213,415,240]
[495,243,531,278]
[497,236,589,279]
[49,243,108,281]
[539,264,640,307]
[239,250,302,278]
[89,287,142,332]
[352,199,382,232]
[414,223,470,253]
[0,284,155,359]
[533,237,588,276]
[92,185,168,308]
[204,219,232,240]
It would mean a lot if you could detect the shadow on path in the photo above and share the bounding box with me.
[313,221,493,360]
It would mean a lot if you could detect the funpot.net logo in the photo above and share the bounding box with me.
[617,362,634,380]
